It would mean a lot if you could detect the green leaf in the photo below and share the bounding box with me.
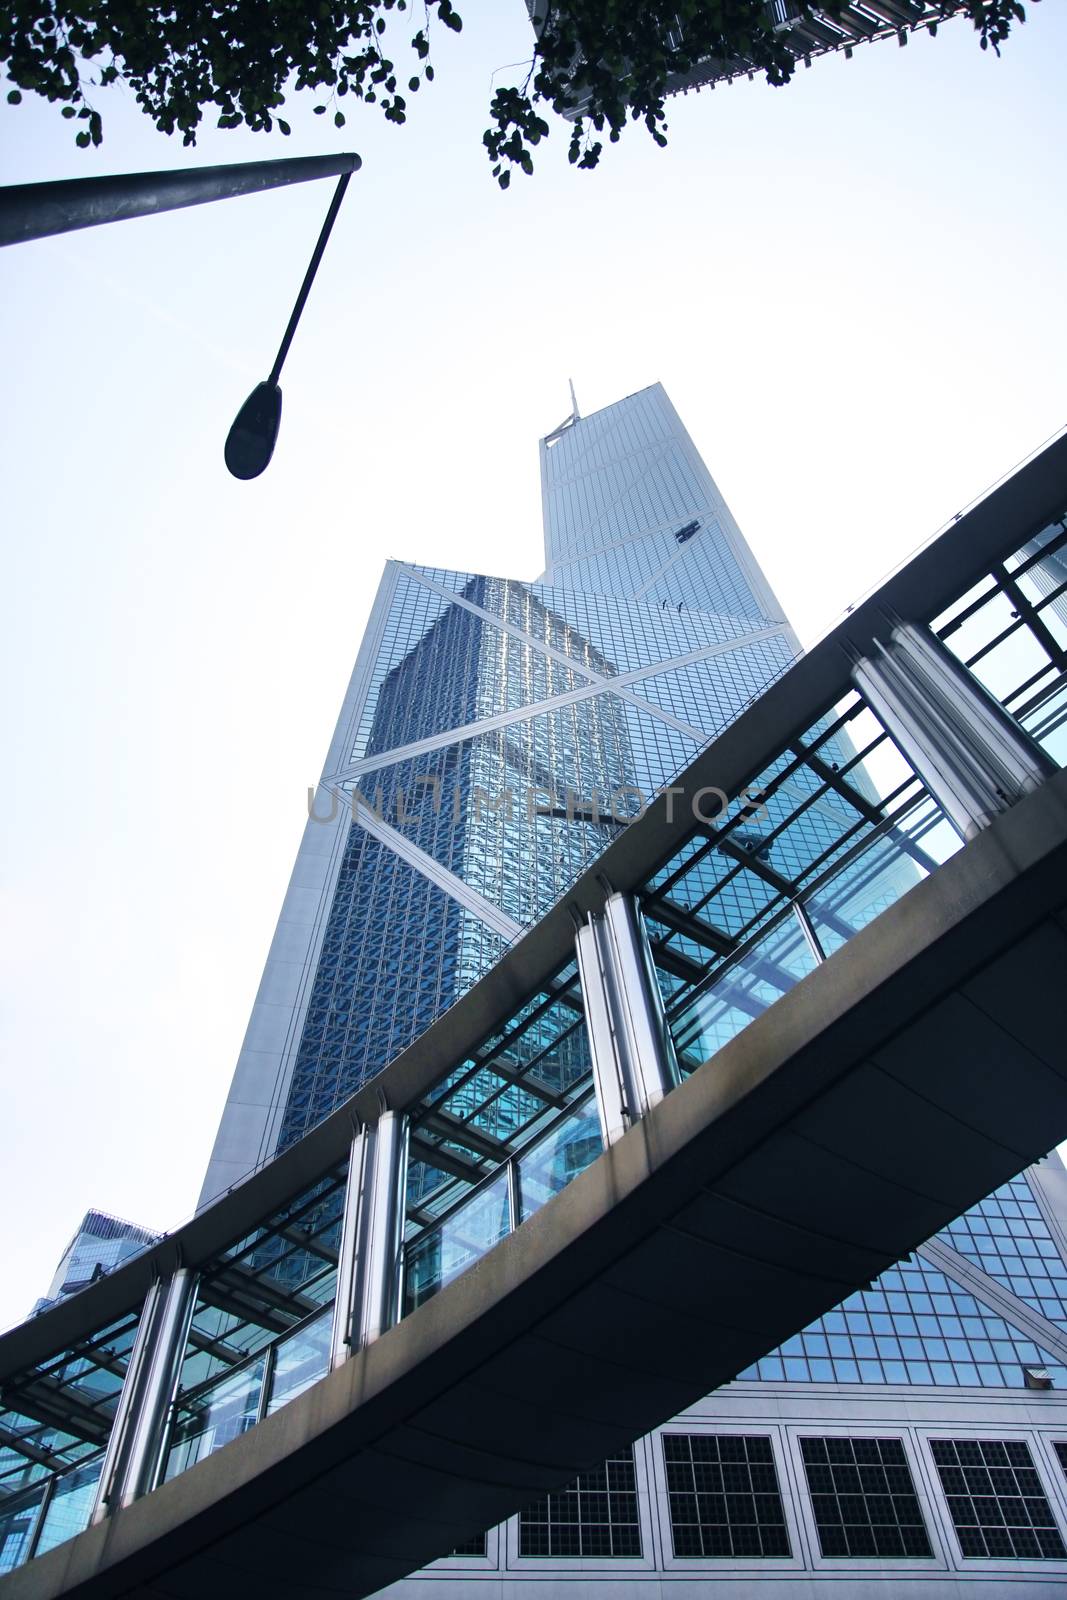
[6,89,22,105]
[75,129,90,146]
[334,109,345,126]
[278,117,291,134]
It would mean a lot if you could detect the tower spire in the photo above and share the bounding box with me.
[568,377,580,422]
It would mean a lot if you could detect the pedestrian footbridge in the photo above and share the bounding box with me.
[3,437,1067,1598]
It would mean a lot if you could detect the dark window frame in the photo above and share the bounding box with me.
[662,1432,791,1560]
[929,1437,1067,1561]
[800,1434,934,1560]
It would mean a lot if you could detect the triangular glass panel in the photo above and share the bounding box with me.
[737,1251,1067,1391]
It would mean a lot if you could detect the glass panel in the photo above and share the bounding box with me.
[934,583,1009,658]
[173,1164,345,1402]
[830,700,916,807]
[0,1480,48,1575]
[517,1101,603,1223]
[1019,678,1067,767]
[407,961,593,1230]
[670,911,817,1073]
[931,577,999,637]
[1035,591,1067,651]
[662,1434,790,1559]
[805,798,960,958]
[34,1455,104,1559]
[964,623,1051,706]
[520,1447,642,1557]
[800,1437,933,1559]
[266,1312,333,1417]
[405,1172,511,1312]
[164,1356,267,1481]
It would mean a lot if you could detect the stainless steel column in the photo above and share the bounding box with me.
[853,620,1054,839]
[89,1280,164,1523]
[577,893,680,1148]
[576,913,629,1147]
[329,1126,369,1371]
[108,1268,196,1508]
[359,1111,410,1347]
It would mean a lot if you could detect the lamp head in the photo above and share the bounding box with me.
[225,381,282,480]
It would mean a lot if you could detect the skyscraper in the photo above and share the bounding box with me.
[202,383,799,1199]
[202,385,1067,1592]
[31,1212,158,1317]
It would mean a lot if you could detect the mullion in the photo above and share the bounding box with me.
[1010,522,1067,581]
[175,1302,330,1412]
[993,562,1067,672]
[935,579,1002,641]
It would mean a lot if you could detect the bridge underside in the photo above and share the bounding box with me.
[16,772,1067,1600]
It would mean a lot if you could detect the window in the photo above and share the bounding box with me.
[519,1448,641,1557]
[662,1433,790,1558]
[800,1437,932,1558]
[930,1439,1066,1558]
[447,1533,487,1557]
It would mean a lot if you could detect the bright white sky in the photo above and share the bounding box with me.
[1,2,1065,1332]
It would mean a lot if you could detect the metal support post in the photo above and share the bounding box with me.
[90,1279,165,1522]
[602,894,680,1111]
[109,1268,196,1508]
[506,1156,523,1235]
[852,621,1055,840]
[576,916,629,1148]
[356,1110,410,1348]
[330,1126,369,1371]
[576,893,680,1149]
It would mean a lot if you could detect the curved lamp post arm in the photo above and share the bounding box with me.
[0,153,359,247]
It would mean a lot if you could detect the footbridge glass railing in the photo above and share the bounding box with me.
[1,489,1065,1580]
[645,688,963,1071]
[935,519,1067,767]
[161,1162,347,1482]
[403,959,603,1310]
[0,1305,144,1572]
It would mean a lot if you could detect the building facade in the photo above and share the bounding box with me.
[201,383,799,1199]
[31,1212,158,1317]
[202,384,1067,1593]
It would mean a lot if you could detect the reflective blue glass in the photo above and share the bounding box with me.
[518,1099,603,1222]
[942,1176,1067,1328]
[0,1479,48,1574]
[738,1253,1067,1389]
[405,1172,511,1312]
[266,1310,333,1417]
[33,1456,104,1559]
[278,386,800,1151]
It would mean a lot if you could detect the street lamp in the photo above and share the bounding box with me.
[0,152,360,480]
[223,166,351,480]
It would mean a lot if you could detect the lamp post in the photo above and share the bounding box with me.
[0,152,360,479]
[223,166,352,480]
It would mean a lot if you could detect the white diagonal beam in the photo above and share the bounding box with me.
[405,566,707,744]
[331,625,794,783]
[918,1236,1067,1368]
[327,783,523,946]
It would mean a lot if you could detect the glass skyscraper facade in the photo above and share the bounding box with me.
[31,1212,158,1317]
[201,383,799,1195]
[201,384,1067,1592]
